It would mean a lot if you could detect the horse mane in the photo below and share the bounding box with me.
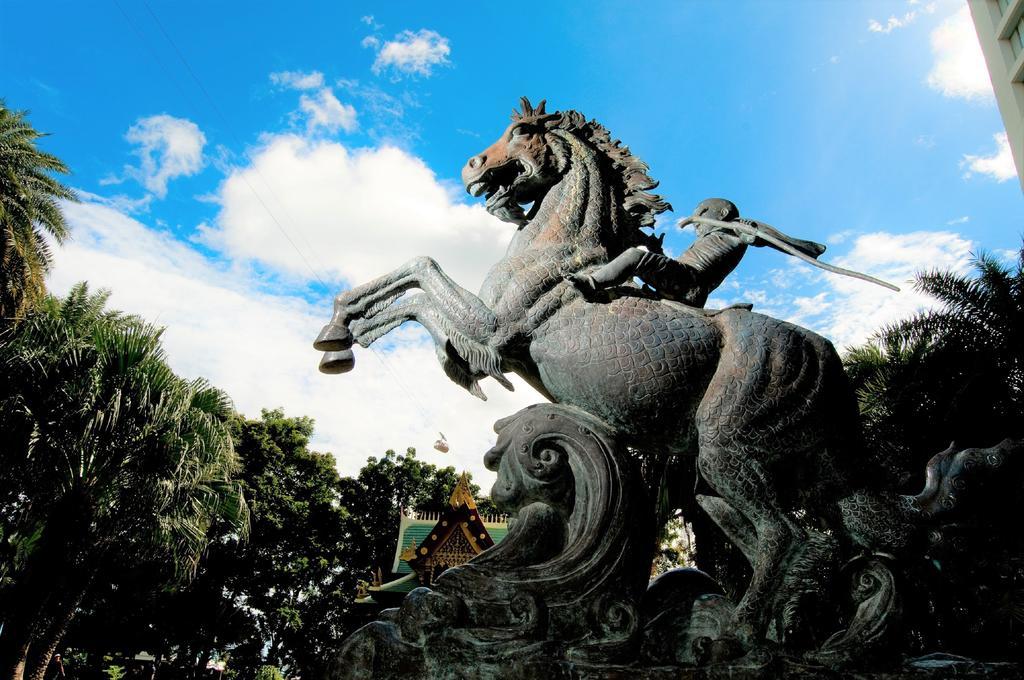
[513,97,671,251]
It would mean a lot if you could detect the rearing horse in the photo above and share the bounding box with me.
[314,98,874,646]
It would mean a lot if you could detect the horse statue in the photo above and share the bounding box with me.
[313,98,916,652]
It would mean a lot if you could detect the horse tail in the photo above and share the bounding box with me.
[838,439,1023,553]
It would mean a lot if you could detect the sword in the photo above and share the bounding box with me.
[679,215,901,292]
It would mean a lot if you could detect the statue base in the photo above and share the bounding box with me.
[535,657,1023,680]
[328,404,1024,680]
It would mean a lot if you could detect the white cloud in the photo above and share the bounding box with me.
[961,132,1018,182]
[270,70,325,91]
[368,29,451,78]
[926,5,993,101]
[49,199,539,486]
[946,215,969,225]
[868,1,935,33]
[75,188,152,215]
[337,79,407,121]
[124,114,206,198]
[995,248,1018,263]
[203,134,510,290]
[268,70,358,134]
[826,229,856,245]
[868,14,912,33]
[298,88,358,133]
[780,230,975,351]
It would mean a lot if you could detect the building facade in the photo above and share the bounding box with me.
[969,0,1024,190]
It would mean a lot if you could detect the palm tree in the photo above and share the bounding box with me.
[0,103,77,327]
[0,284,248,680]
[844,244,1023,489]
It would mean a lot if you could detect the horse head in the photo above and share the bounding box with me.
[463,97,671,256]
[461,97,566,226]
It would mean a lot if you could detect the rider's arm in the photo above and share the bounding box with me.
[569,247,698,300]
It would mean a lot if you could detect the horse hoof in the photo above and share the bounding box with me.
[319,350,355,374]
[314,323,353,351]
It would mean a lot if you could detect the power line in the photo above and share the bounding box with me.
[368,346,435,426]
[136,0,330,288]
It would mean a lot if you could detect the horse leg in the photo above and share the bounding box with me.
[348,295,426,347]
[696,445,799,647]
[696,494,757,567]
[345,293,510,399]
[315,256,497,351]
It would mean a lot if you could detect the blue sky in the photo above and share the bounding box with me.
[2,0,1021,482]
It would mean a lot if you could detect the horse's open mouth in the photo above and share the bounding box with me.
[466,159,530,213]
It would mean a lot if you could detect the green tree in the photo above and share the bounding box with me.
[103,665,125,680]
[0,103,76,326]
[0,284,248,680]
[253,667,283,680]
[215,410,353,677]
[63,410,351,680]
[61,441,493,680]
[651,517,696,577]
[845,244,1023,487]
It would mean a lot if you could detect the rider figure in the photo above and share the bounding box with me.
[571,198,824,308]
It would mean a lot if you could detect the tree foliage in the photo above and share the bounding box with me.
[60,415,488,680]
[64,409,349,680]
[214,410,353,676]
[0,103,76,326]
[844,244,1023,488]
[0,284,247,680]
[253,667,283,680]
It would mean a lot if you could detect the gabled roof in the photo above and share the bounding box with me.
[363,472,509,605]
[401,502,494,575]
[400,473,498,577]
[389,472,508,574]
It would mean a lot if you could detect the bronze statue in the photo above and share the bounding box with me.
[316,99,1022,677]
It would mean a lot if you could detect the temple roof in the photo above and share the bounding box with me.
[363,472,508,604]
[389,473,508,575]
[400,502,494,576]
[448,471,477,510]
